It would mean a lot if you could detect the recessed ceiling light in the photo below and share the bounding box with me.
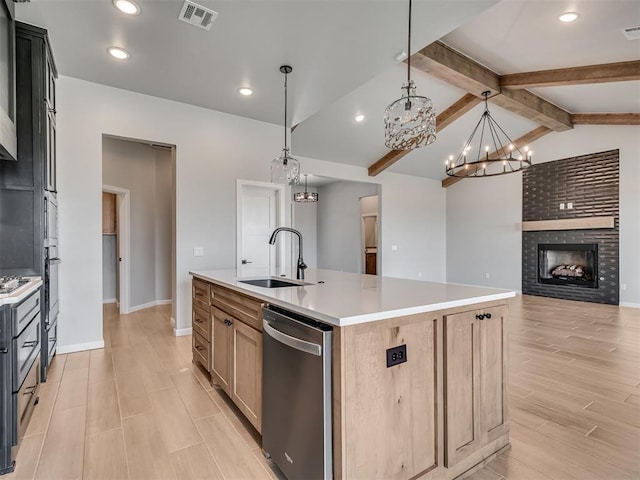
[113,0,140,15]
[238,87,253,96]
[107,47,130,60]
[558,12,579,23]
[354,114,365,122]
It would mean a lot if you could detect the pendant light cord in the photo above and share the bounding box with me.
[284,71,288,150]
[407,0,412,87]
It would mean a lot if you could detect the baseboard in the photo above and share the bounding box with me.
[57,340,105,355]
[174,326,192,337]
[170,317,176,328]
[620,302,640,309]
[129,299,173,313]
[103,298,117,304]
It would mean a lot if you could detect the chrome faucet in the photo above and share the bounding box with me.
[268,227,307,280]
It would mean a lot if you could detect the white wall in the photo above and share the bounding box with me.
[56,76,447,351]
[102,137,172,309]
[317,181,379,273]
[446,125,640,307]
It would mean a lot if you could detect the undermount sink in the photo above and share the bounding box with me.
[239,278,307,288]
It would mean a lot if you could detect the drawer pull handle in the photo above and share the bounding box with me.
[224,319,233,326]
[22,341,38,348]
[195,318,203,323]
[23,385,37,395]
[475,314,485,320]
[195,346,204,351]
[195,292,203,297]
[485,313,492,319]
[0,348,7,354]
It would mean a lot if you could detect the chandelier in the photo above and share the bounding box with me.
[384,0,436,150]
[293,175,318,203]
[271,65,300,185]
[445,92,532,178]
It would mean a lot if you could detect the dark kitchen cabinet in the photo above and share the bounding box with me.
[0,22,58,382]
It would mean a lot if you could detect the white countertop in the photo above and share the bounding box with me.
[190,268,516,327]
[0,277,43,306]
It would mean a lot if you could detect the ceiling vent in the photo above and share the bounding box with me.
[178,1,218,31]
[622,26,640,40]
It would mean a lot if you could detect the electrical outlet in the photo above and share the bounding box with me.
[193,247,204,257]
[485,273,490,279]
[386,345,407,368]
[567,202,573,209]
[622,283,627,291]
[559,203,565,210]
[391,245,398,251]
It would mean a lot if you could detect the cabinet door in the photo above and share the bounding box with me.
[479,306,508,443]
[231,320,262,433]
[211,307,232,394]
[45,108,56,192]
[444,310,481,467]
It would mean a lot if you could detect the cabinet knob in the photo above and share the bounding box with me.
[476,314,485,320]
[224,319,233,326]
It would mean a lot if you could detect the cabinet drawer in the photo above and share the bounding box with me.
[14,353,41,442]
[192,278,210,310]
[192,304,210,338]
[211,285,263,331]
[13,314,41,391]
[192,330,210,372]
[13,289,40,336]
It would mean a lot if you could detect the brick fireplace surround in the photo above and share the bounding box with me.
[522,149,619,305]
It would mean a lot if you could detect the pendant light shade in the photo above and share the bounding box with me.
[384,0,436,149]
[293,175,318,203]
[445,91,532,178]
[271,65,300,185]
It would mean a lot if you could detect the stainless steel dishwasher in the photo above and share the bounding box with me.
[262,304,333,480]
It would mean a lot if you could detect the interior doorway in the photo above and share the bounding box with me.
[102,185,130,314]
[361,195,379,275]
[236,180,286,272]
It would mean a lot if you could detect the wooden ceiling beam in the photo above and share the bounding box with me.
[412,41,573,132]
[368,93,481,177]
[441,126,552,188]
[571,113,640,125]
[411,41,500,97]
[490,88,573,132]
[500,60,640,89]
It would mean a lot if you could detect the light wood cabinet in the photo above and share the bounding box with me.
[211,306,232,394]
[102,192,116,234]
[207,284,264,433]
[443,306,508,467]
[231,319,262,431]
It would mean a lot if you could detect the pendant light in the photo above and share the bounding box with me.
[271,65,300,185]
[445,91,532,178]
[384,0,436,150]
[293,175,318,203]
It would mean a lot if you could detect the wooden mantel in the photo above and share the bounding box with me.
[522,217,615,232]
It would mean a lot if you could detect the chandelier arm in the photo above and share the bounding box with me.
[486,117,506,159]
[486,110,521,157]
[458,114,484,163]
[476,115,488,163]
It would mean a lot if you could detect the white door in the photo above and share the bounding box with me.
[237,182,284,271]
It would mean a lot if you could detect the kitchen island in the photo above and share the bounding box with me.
[190,268,515,480]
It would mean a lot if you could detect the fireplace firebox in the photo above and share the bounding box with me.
[538,243,598,289]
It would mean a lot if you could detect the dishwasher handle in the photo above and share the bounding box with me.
[263,319,322,356]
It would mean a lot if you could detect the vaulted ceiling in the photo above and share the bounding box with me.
[16,0,640,182]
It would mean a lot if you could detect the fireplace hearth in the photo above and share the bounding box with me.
[538,243,598,288]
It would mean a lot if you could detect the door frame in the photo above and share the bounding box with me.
[361,213,378,275]
[236,179,286,272]
[102,184,131,314]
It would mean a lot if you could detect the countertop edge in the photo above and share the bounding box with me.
[0,278,43,306]
[190,271,516,327]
